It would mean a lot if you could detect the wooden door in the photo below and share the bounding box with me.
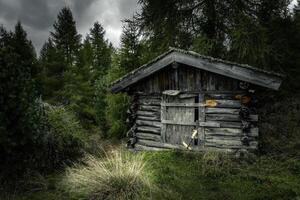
[161,94,205,149]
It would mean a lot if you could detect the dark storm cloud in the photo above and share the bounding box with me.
[119,0,140,18]
[0,0,140,53]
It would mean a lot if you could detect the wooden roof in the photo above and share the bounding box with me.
[111,48,284,93]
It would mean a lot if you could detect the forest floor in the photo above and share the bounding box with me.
[1,148,300,200]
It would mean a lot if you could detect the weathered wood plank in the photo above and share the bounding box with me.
[138,99,161,105]
[161,97,167,142]
[205,138,243,146]
[161,120,250,129]
[139,95,161,99]
[139,101,161,106]
[111,52,174,93]
[219,122,243,128]
[205,128,259,137]
[206,93,242,100]
[161,120,220,127]
[205,135,243,141]
[210,100,241,108]
[136,110,160,116]
[198,94,205,147]
[206,108,240,114]
[136,132,161,141]
[137,140,184,150]
[179,93,197,99]
[162,100,240,108]
[136,126,161,134]
[136,120,161,128]
[173,51,282,90]
[139,105,161,111]
[206,114,258,122]
[161,102,206,107]
[137,115,160,121]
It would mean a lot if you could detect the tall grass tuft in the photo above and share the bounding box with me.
[62,149,153,200]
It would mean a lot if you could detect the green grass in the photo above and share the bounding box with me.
[2,150,300,200]
[144,151,300,200]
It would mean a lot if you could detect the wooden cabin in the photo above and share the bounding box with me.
[110,48,284,154]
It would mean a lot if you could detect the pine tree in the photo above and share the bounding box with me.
[39,39,66,103]
[0,23,43,176]
[135,0,233,58]
[64,38,95,127]
[120,19,142,72]
[137,0,193,56]
[96,20,141,138]
[80,22,113,132]
[51,7,81,66]
[228,15,270,67]
[41,7,81,105]
[89,22,112,79]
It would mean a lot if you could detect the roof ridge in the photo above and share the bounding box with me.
[110,47,284,92]
[110,48,175,87]
[169,47,285,78]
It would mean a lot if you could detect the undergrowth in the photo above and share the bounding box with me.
[62,149,153,200]
[1,150,300,200]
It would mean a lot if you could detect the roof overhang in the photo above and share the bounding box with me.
[111,48,284,93]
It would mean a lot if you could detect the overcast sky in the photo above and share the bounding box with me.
[0,0,140,53]
[0,0,298,54]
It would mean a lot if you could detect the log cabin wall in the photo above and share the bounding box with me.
[128,63,259,153]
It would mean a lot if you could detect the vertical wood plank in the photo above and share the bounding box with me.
[161,95,167,143]
[198,93,205,148]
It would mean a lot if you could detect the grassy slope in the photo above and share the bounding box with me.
[145,151,300,200]
[3,150,300,200]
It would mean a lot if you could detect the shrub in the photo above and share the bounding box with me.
[259,94,300,155]
[62,150,153,200]
[105,93,130,138]
[43,104,86,169]
[94,77,108,136]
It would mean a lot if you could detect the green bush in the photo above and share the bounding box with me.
[105,93,130,138]
[43,104,86,169]
[94,77,108,136]
[94,55,129,138]
[62,149,153,200]
[259,94,300,156]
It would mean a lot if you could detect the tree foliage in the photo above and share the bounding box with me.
[51,7,81,66]
[1,1,300,181]
[0,23,44,177]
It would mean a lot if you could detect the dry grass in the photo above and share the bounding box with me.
[62,149,153,200]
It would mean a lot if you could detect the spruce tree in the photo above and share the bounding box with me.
[96,20,141,138]
[87,22,113,133]
[120,20,142,72]
[39,39,66,103]
[40,7,81,105]
[65,37,95,127]
[51,7,81,66]
[89,22,112,79]
[0,23,43,176]
[228,16,270,67]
